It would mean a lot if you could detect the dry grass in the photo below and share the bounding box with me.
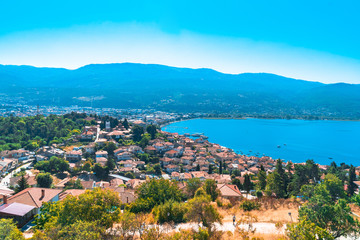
[217,198,300,224]
[216,230,286,240]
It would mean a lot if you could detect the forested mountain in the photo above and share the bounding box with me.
[1,63,360,119]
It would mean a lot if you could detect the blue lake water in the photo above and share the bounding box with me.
[162,118,360,166]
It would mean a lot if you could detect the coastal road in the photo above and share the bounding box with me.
[0,162,32,187]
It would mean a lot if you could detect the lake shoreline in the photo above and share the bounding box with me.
[162,118,360,166]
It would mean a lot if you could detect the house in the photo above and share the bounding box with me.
[165,164,179,174]
[0,197,36,227]
[217,184,242,201]
[0,158,18,175]
[96,150,108,159]
[116,152,132,161]
[7,188,62,214]
[107,131,124,140]
[96,157,108,167]
[84,143,96,154]
[1,149,30,161]
[164,150,179,158]
[59,189,86,200]
[66,150,82,162]
[144,146,156,154]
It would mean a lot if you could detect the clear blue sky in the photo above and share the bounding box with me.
[0,0,359,83]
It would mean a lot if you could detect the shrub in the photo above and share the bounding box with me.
[216,199,223,207]
[152,200,187,224]
[239,200,261,211]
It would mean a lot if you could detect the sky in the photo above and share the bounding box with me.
[0,0,360,83]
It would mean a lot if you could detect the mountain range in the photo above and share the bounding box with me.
[1,63,359,119]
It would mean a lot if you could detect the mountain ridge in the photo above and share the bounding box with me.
[0,63,359,119]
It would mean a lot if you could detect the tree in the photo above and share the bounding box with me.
[15,172,29,193]
[122,119,129,129]
[104,142,116,155]
[152,200,187,224]
[204,179,219,201]
[299,183,360,238]
[64,179,84,190]
[347,165,357,196]
[186,178,203,198]
[125,172,135,179]
[129,179,182,213]
[146,125,157,140]
[275,159,288,196]
[36,172,53,188]
[153,163,162,176]
[138,135,150,148]
[323,173,346,201]
[34,156,69,174]
[58,188,121,228]
[286,220,334,240]
[93,163,109,180]
[232,178,243,190]
[0,219,24,240]
[131,125,144,142]
[257,165,267,190]
[185,194,222,231]
[106,158,116,171]
[195,164,200,171]
[243,174,252,193]
[219,161,223,174]
[266,171,286,198]
[208,164,213,174]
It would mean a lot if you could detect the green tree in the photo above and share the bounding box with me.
[186,178,203,198]
[36,172,53,188]
[286,220,334,240]
[0,219,24,240]
[146,125,157,140]
[185,194,222,231]
[93,163,109,180]
[131,125,144,142]
[243,174,252,194]
[15,172,29,193]
[257,165,267,190]
[129,179,182,213]
[152,200,187,224]
[266,171,285,198]
[323,173,346,201]
[347,165,357,196]
[64,179,84,190]
[299,183,360,238]
[58,188,121,228]
[204,179,219,201]
[153,163,162,176]
[104,142,116,155]
[122,119,129,129]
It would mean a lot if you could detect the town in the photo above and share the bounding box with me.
[0,112,359,239]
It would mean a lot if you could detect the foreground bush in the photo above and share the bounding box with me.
[239,200,261,211]
[153,200,187,224]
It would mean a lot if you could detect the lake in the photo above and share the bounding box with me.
[162,118,360,166]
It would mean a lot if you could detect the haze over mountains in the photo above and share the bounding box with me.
[1,63,360,119]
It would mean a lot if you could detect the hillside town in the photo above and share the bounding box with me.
[1,113,360,239]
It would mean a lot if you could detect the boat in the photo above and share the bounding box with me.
[277,145,281,148]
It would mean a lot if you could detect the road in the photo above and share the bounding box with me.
[0,162,32,187]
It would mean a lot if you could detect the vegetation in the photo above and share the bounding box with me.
[34,156,69,174]
[0,219,24,240]
[36,172,53,188]
[0,113,87,151]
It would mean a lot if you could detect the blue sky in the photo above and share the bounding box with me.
[0,0,359,83]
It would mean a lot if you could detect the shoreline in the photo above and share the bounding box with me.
[161,117,359,166]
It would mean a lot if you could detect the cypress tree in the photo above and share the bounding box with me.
[347,165,357,196]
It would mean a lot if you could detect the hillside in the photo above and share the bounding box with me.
[0,63,359,119]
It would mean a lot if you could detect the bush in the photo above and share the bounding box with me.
[152,200,187,224]
[239,200,261,211]
[216,199,223,207]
